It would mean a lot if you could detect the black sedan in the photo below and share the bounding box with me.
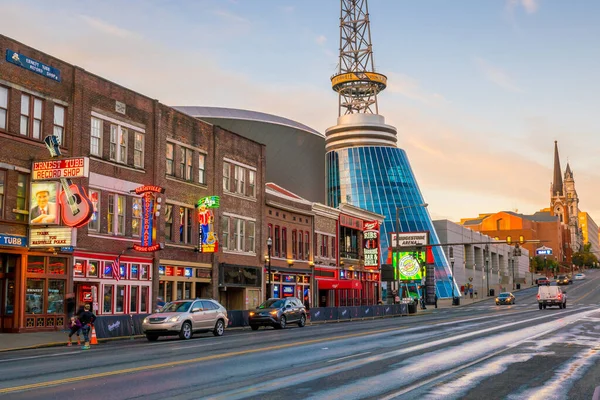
[495,292,516,305]
[249,297,307,330]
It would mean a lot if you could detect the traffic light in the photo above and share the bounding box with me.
[515,243,522,256]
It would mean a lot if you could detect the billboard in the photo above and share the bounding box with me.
[392,251,426,281]
[29,181,60,225]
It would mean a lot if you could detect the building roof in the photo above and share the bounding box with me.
[464,210,559,225]
[172,106,323,137]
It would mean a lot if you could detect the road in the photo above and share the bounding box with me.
[1,270,599,400]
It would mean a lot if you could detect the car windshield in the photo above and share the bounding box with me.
[160,301,192,313]
[558,275,566,279]
[498,293,511,298]
[258,299,286,309]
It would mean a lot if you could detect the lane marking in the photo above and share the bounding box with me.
[327,352,371,363]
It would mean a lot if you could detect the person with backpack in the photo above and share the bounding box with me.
[79,303,96,350]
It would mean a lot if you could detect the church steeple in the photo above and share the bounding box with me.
[552,140,563,196]
[565,162,573,179]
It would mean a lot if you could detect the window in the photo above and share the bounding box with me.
[130,286,138,313]
[16,173,28,221]
[103,285,113,313]
[47,280,65,314]
[110,125,128,163]
[26,278,44,314]
[299,230,304,260]
[116,285,125,313]
[140,264,149,280]
[331,236,336,259]
[248,170,256,198]
[305,232,310,260]
[88,189,100,231]
[322,234,328,258]
[0,86,7,130]
[274,226,280,257]
[132,198,142,236]
[88,260,99,278]
[233,218,245,251]
[223,162,231,191]
[20,95,43,139]
[247,221,255,253]
[282,228,287,259]
[221,215,230,250]
[134,132,144,168]
[140,286,148,313]
[166,143,174,176]
[234,165,245,195]
[177,207,193,244]
[20,94,30,136]
[131,264,139,280]
[0,170,4,218]
[314,233,318,256]
[90,117,103,156]
[108,194,126,235]
[292,230,297,258]
[198,153,206,184]
[32,98,42,139]
[165,204,173,241]
[180,147,193,181]
[53,105,65,145]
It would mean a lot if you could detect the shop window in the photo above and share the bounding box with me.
[88,260,99,278]
[27,256,45,274]
[16,173,28,221]
[88,189,100,231]
[198,153,206,184]
[110,125,128,163]
[166,143,174,176]
[165,204,173,241]
[281,228,287,258]
[130,286,138,313]
[48,257,66,275]
[116,285,125,313]
[166,281,173,302]
[47,279,65,314]
[103,285,113,313]
[247,221,255,253]
[108,194,126,235]
[176,282,183,300]
[90,117,103,157]
[274,226,280,257]
[248,170,256,198]
[119,263,127,279]
[26,278,44,314]
[180,147,193,181]
[132,198,142,236]
[0,86,7,130]
[305,232,310,260]
[140,286,148,313]
[74,260,85,278]
[184,282,191,299]
[0,169,5,218]
[140,264,149,280]
[5,279,15,315]
[131,264,139,280]
[103,262,114,279]
[134,131,144,168]
[53,105,65,145]
[223,162,231,191]
[219,215,229,250]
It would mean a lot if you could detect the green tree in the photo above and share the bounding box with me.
[572,242,599,268]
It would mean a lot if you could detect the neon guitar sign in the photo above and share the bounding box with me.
[43,136,94,228]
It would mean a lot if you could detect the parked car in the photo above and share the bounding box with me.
[495,292,516,305]
[248,297,307,330]
[142,299,228,341]
[556,275,572,285]
[536,277,550,286]
[574,273,586,280]
[537,285,567,309]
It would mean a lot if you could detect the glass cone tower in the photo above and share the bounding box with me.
[326,0,455,297]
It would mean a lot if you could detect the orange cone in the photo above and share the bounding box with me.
[90,325,98,345]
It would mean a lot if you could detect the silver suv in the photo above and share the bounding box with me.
[142,299,228,341]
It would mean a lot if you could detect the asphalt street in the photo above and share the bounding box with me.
[1,270,599,400]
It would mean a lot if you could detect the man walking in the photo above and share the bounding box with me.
[79,303,96,350]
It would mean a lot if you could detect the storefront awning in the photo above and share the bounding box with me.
[317,279,362,290]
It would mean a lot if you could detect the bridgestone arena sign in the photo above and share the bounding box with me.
[391,232,429,248]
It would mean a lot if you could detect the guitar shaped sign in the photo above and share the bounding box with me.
[43,136,94,228]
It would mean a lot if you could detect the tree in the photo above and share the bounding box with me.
[572,242,599,268]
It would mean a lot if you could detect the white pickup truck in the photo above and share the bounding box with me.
[537,286,567,309]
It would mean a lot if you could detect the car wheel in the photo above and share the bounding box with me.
[179,321,192,340]
[298,314,306,327]
[538,304,542,310]
[275,315,287,329]
[146,334,159,342]
[250,325,259,331]
[213,319,225,337]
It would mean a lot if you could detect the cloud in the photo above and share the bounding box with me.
[506,0,540,14]
[212,9,249,24]
[80,15,139,39]
[385,72,447,104]
[315,35,327,45]
[474,57,523,93]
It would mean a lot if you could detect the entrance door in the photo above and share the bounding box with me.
[0,254,18,332]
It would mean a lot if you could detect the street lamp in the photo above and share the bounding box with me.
[449,247,457,305]
[484,244,490,296]
[266,237,272,302]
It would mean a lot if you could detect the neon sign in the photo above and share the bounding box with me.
[132,185,164,252]
[196,196,219,253]
[363,220,380,269]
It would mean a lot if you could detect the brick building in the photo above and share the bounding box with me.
[0,35,265,332]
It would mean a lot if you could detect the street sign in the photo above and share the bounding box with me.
[536,246,553,256]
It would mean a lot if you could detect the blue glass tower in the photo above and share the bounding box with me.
[326,0,454,297]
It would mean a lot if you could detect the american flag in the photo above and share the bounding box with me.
[110,255,121,281]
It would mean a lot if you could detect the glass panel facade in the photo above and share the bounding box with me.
[326,146,453,298]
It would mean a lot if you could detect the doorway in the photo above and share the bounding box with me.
[0,254,18,332]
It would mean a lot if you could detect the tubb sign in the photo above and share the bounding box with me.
[32,157,90,180]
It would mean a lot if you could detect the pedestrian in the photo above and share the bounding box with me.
[65,293,76,318]
[79,303,96,350]
[434,294,438,309]
[67,315,82,347]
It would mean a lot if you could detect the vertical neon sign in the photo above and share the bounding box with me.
[132,185,164,252]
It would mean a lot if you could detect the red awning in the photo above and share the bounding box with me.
[317,279,363,290]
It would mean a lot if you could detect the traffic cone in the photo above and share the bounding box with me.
[90,325,98,345]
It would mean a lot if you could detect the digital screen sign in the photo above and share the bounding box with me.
[392,251,426,281]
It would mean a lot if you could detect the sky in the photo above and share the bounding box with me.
[2,0,600,223]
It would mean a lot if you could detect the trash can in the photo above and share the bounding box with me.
[489,289,495,297]
[516,284,521,290]
[452,296,460,306]
[408,302,418,314]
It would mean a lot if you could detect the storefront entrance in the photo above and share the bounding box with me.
[0,254,18,332]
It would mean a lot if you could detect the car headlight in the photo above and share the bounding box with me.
[249,312,255,317]
[168,316,181,322]
[143,317,149,324]
[495,298,499,302]
[270,310,279,316]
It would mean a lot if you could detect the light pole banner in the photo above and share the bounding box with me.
[391,231,429,248]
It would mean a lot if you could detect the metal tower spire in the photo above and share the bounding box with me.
[332,0,387,116]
